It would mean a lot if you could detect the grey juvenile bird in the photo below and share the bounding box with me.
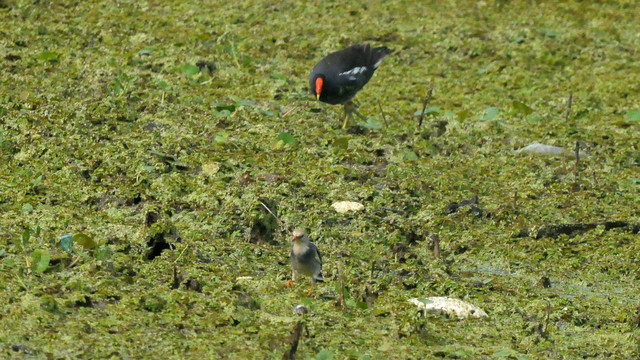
[285,229,324,297]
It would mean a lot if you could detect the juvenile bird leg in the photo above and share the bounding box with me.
[306,283,315,297]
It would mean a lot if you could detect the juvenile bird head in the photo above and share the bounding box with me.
[292,228,308,243]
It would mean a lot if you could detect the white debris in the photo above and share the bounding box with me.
[515,142,590,158]
[202,162,220,176]
[408,297,488,319]
[331,201,364,213]
[515,142,568,156]
[292,304,309,315]
[235,276,253,282]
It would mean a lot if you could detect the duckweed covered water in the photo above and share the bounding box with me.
[1,0,639,358]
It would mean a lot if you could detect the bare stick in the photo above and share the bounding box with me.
[283,321,304,360]
[68,255,82,268]
[172,266,181,289]
[173,244,190,264]
[542,300,551,338]
[14,273,29,291]
[339,262,345,311]
[574,141,589,180]
[565,93,573,122]
[282,106,298,118]
[377,99,388,128]
[431,233,440,259]
[574,141,580,180]
[260,200,283,227]
[369,260,374,282]
[418,82,434,128]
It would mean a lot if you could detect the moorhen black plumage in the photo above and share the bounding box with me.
[309,43,391,128]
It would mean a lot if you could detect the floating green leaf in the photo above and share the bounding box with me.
[22,203,33,214]
[363,118,383,130]
[403,151,419,161]
[457,110,470,121]
[31,249,50,273]
[180,64,200,76]
[414,106,439,117]
[135,49,151,56]
[539,28,557,37]
[481,107,500,121]
[315,349,334,360]
[626,110,640,122]
[31,175,43,188]
[355,300,368,310]
[257,108,275,117]
[492,349,514,358]
[512,101,533,115]
[94,246,112,260]
[527,114,542,123]
[113,78,123,94]
[73,233,96,250]
[229,96,255,107]
[417,298,433,305]
[215,132,229,143]
[277,132,296,145]
[271,73,288,81]
[214,109,232,118]
[332,137,349,149]
[22,228,31,246]
[37,51,58,61]
[156,80,171,90]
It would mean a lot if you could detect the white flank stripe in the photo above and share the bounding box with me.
[339,66,367,76]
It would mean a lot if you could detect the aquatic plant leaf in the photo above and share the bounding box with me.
[31,249,50,273]
[73,234,96,250]
[481,107,499,121]
[277,132,296,145]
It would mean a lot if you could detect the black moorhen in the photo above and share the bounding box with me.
[309,43,391,128]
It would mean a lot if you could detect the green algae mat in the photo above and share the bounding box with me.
[1,0,639,358]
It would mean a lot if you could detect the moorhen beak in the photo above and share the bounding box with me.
[309,43,391,129]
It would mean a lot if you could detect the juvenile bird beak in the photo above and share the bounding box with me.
[316,93,320,101]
